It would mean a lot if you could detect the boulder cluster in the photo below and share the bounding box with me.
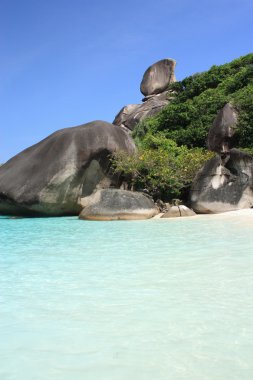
[1,57,253,219]
[190,103,253,213]
[0,59,177,219]
[113,59,176,131]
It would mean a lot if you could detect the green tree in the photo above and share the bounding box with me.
[112,133,214,201]
[134,53,253,149]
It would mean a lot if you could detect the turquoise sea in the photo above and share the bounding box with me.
[1,215,253,380]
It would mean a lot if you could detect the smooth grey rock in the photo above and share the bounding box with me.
[140,58,176,96]
[142,91,171,102]
[0,121,136,216]
[113,94,170,131]
[113,104,140,130]
[161,205,196,218]
[190,149,253,213]
[208,103,238,153]
[79,189,158,220]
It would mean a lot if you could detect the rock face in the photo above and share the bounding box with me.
[113,104,140,132]
[161,205,196,218]
[190,149,253,213]
[140,59,176,96]
[79,189,158,220]
[113,93,170,131]
[113,58,176,131]
[0,121,136,216]
[208,103,238,153]
[190,102,253,214]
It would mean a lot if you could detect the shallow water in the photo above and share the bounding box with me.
[1,215,253,380]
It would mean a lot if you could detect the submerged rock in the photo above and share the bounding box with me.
[190,149,253,213]
[161,205,196,218]
[140,59,176,96]
[0,121,136,216]
[79,189,158,220]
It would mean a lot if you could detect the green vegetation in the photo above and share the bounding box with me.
[113,53,253,201]
[112,132,214,201]
[134,53,253,149]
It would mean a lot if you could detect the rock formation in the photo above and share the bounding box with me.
[140,59,176,96]
[161,205,196,218]
[190,103,253,213]
[79,189,158,220]
[190,150,253,213]
[0,121,136,216]
[113,58,176,131]
[207,103,238,154]
[0,57,177,218]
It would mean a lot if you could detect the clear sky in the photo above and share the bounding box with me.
[1,0,252,162]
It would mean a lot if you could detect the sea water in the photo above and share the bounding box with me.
[0,215,253,380]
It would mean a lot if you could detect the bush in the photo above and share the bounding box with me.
[134,53,253,149]
[117,54,253,201]
[112,133,214,201]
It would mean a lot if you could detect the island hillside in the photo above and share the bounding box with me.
[113,53,253,207]
[0,54,253,218]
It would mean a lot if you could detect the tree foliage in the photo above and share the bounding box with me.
[112,54,253,202]
[112,133,214,201]
[134,53,253,149]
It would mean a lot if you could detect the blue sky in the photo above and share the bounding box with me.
[1,0,252,162]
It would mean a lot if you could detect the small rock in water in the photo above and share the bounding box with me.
[79,189,159,221]
[162,205,196,218]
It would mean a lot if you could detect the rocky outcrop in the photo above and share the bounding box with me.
[0,57,177,217]
[0,121,136,216]
[140,59,176,96]
[79,189,158,220]
[161,205,196,218]
[190,102,253,214]
[113,58,176,131]
[113,93,171,131]
[113,104,140,131]
[208,103,238,153]
[190,149,253,213]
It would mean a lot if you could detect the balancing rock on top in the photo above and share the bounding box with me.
[113,58,176,131]
[140,58,176,96]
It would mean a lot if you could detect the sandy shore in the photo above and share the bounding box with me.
[196,208,253,219]
[154,208,253,222]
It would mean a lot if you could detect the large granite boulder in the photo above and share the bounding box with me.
[140,59,176,96]
[79,189,158,220]
[0,121,136,216]
[113,92,171,131]
[208,103,238,153]
[190,149,253,213]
